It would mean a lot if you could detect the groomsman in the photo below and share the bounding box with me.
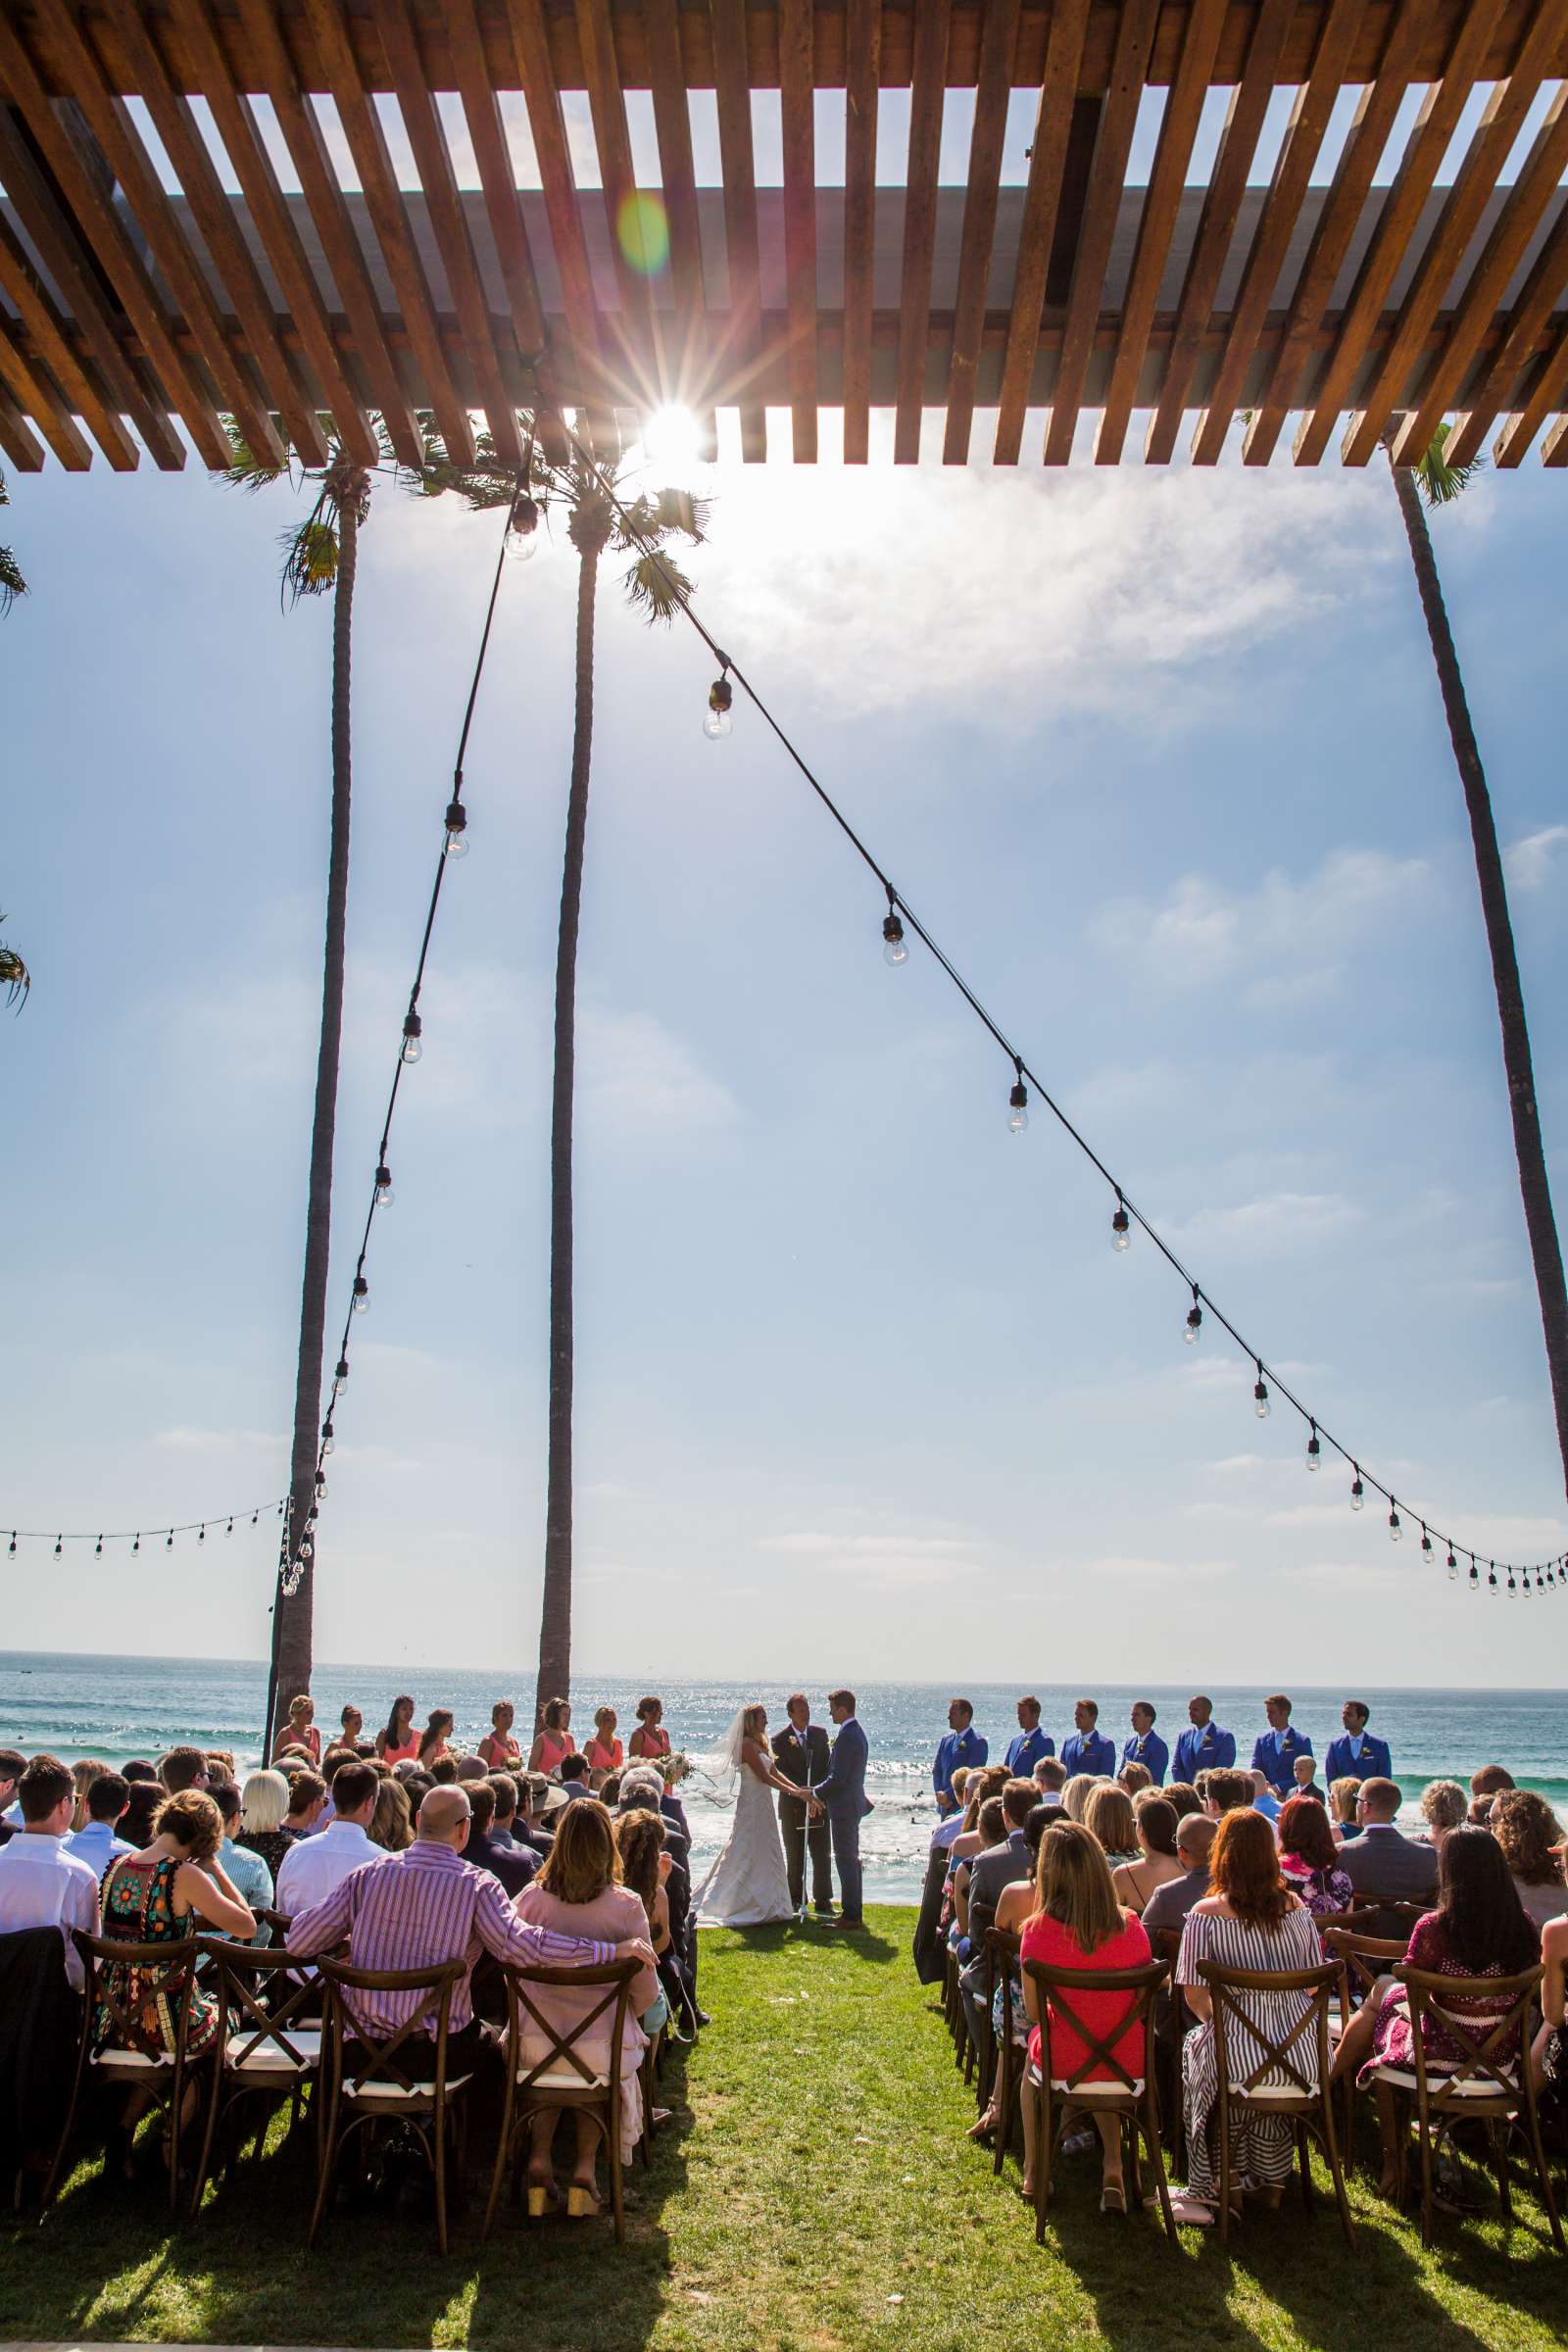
[1061,1699,1116,1782]
[933,1698,988,1816]
[1005,1695,1054,1776]
[1173,1695,1235,1785]
[772,1695,834,1917]
[1251,1693,1312,1797]
[1324,1699,1392,1787]
[1121,1701,1168,1786]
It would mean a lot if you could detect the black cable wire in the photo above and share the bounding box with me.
[5,1502,283,1543]
[540,403,1567,1591]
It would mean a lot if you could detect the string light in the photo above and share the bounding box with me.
[1184,1287,1202,1346]
[1468,1556,1479,1592]
[352,1275,369,1314]
[443,797,469,858]
[6,1534,13,1555]
[1305,1421,1321,1473]
[1506,1567,1517,1598]
[882,890,907,967]
[1349,1469,1365,1511]
[53,1535,61,1556]
[1388,1503,1402,1544]
[1253,1363,1270,1420]
[133,1535,140,1553]
[704,666,734,739]
[374,1164,394,1208]
[321,1420,335,1455]
[1420,1525,1433,1565]
[1489,1562,1499,1596]
[94,1535,102,1555]
[401,1010,422,1065]
[1007,1062,1028,1134]
[166,1530,173,1548]
[335,1356,349,1384]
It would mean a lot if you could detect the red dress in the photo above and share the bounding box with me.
[1020,1910,1152,2081]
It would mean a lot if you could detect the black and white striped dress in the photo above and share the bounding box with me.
[1176,1902,1323,2201]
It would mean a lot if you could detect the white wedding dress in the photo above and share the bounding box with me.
[695,1731,796,1929]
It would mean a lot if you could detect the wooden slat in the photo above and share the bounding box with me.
[1143,0,1298,465]
[993,0,1093,464]
[841,0,882,463]
[1293,0,1500,466]
[117,1,330,466]
[0,311,91,469]
[0,385,47,473]
[943,0,1019,464]
[1042,0,1161,466]
[506,0,613,441]
[1244,0,1435,465]
[375,0,521,459]
[778,0,817,461]
[644,0,708,402]
[1190,0,1368,465]
[894,0,951,464]
[1540,392,1568,462]
[0,12,232,465]
[1488,302,1568,463]
[0,211,139,468]
[1452,212,1568,465]
[444,0,547,357]
[1387,85,1568,463]
[297,0,475,463]
[574,0,660,378]
[234,0,422,465]
[1095,0,1231,466]
[709,0,766,460]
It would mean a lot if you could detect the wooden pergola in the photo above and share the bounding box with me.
[3,1,1568,475]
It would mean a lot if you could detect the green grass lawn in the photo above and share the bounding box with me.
[3,1903,1564,2350]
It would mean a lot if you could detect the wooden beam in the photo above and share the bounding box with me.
[709,0,766,459]
[444,0,547,362]
[993,0,1093,464]
[1294,0,1499,465]
[943,0,1019,464]
[1096,0,1231,466]
[1540,398,1568,462]
[1452,208,1568,465]
[0,311,91,468]
[644,0,709,415]
[0,385,47,473]
[1043,0,1160,466]
[778,0,817,461]
[1144,0,1298,465]
[574,0,660,382]
[1190,0,1368,465]
[0,210,139,468]
[1244,0,1435,465]
[894,0,951,463]
[1490,304,1568,464]
[841,0,882,464]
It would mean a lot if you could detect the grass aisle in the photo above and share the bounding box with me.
[3,1904,1563,2350]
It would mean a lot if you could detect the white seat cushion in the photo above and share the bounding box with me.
[1371,2067,1516,2100]
[1049,2079,1146,2102]
[227,2029,322,2073]
[91,2049,173,2071]
[346,2072,473,2103]
[515,2063,612,2093]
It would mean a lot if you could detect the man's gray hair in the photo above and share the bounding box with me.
[618,1765,665,1809]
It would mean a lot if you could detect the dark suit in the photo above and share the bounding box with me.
[772,1721,833,1912]
[1337,1825,1438,1905]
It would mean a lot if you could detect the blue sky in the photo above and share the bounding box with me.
[4,411,1567,1687]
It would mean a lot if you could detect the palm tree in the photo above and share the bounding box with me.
[1386,422,1568,1498]
[0,921,27,1004]
[1,465,25,612]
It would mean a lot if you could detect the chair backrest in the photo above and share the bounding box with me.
[1020,1956,1170,2096]
[312,1954,466,2095]
[1196,1956,1339,2098]
[1323,1926,1407,2003]
[499,1958,642,2097]
[197,1937,322,2067]
[260,1909,293,1941]
[74,1926,200,2062]
[1395,1961,1542,2101]
[1373,1898,1434,1939]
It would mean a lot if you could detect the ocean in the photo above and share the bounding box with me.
[3,1651,1563,1902]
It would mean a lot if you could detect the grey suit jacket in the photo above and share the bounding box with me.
[964,1829,1033,1943]
[1336,1826,1439,1902]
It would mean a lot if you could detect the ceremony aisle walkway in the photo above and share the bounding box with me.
[2,1906,1563,2352]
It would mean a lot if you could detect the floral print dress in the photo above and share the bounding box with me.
[94,1855,218,2060]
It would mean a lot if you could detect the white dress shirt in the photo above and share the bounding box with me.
[275,1818,379,1914]
[64,1819,135,1877]
[0,1830,100,1986]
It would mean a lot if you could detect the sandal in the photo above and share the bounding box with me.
[1169,2193,1217,2229]
[1100,2180,1126,2216]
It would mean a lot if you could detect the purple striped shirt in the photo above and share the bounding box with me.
[285,1838,612,2040]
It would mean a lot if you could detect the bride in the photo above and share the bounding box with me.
[695,1704,802,1929]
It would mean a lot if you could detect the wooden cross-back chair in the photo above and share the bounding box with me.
[1143,1924,1191,2171]
[44,1927,204,2212]
[984,1929,1022,2176]
[308,1956,471,2255]
[485,1959,643,2243]
[1021,1956,1175,2243]
[188,1940,323,2216]
[1377,1962,1564,2253]
[1322,1926,1408,2158]
[1198,1956,1355,2248]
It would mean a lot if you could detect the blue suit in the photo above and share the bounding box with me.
[1324,1732,1392,1786]
[812,1716,872,1924]
[1005,1726,1054,1775]
[1061,1730,1116,1781]
[1251,1725,1312,1796]
[932,1725,988,1813]
[1121,1731,1168,1786]
[1173,1721,1236,1783]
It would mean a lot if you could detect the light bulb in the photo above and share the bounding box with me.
[322,1423,335,1455]
[1446,1550,1457,1580]
[225,1518,233,1536]
[1420,1532,1433,1564]
[444,799,468,858]
[6,1534,13,1555]
[374,1163,394,1207]
[1253,1374,1270,1419]
[133,1535,140,1553]
[444,828,469,858]
[402,1011,422,1065]
[335,1356,349,1383]
[300,1538,313,1563]
[95,1536,103,1555]
[508,494,539,559]
[703,706,732,740]
[316,1478,328,1502]
[1506,1571,1517,1598]
[352,1275,369,1314]
[1305,1429,1321,1472]
[1488,1565,1499,1595]
[166,1531,173,1548]
[705,674,733,739]
[1007,1077,1028,1135]
[198,1526,206,1544]
[53,1536,62,1556]
[882,911,908,966]
[1184,1295,1201,1345]
[1111,1204,1131,1251]
[1349,1476,1364,1511]
[1388,1508,1402,1544]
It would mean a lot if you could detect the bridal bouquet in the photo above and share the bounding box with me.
[662,1750,693,1787]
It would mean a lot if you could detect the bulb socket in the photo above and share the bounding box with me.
[709,674,733,715]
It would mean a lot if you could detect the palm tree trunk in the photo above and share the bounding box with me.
[536,529,602,1728]
[1388,450,1568,1498]
[265,489,360,1750]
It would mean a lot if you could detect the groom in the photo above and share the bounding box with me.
[808,1689,872,1931]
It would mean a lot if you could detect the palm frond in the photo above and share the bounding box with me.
[280,513,340,604]
[622,546,694,624]
[0,466,10,508]
[654,486,710,543]
[1415,419,1484,509]
[0,544,24,613]
[221,417,288,493]
[0,926,29,1008]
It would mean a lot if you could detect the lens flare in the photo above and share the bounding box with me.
[617,191,669,276]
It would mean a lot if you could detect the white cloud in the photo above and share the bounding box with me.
[579,1007,741,1137]
[1169,1190,1363,1258]
[1093,848,1435,995]
[155,1425,281,1452]
[1503,824,1568,892]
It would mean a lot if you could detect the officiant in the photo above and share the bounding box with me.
[772,1694,835,1918]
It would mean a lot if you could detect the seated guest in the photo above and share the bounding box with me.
[1061,1700,1116,1783]
[618,1771,698,2024]
[517,1775,567,1858]
[121,1780,165,1849]
[933,1765,973,1849]
[1418,1780,1468,1857]
[1084,1784,1140,1869]
[968,1804,1056,2142]
[1533,1912,1567,2106]
[627,1697,671,1764]
[1171,1808,1325,2227]
[1332,1827,1541,2199]
[455,1756,490,1784]
[236,1768,296,1882]
[1163,1783,1202,1824]
[528,1697,576,1780]
[583,1707,623,1787]
[1250,1694,1311,1798]
[70,1760,111,1834]
[1276,1794,1353,1919]
[430,1757,459,1786]
[915,1765,970,1984]
[478,1702,522,1772]
[933,1698,989,1818]
[281,1769,327,1841]
[1491,1788,1568,1931]
[1324,1698,1391,1788]
[159,1745,211,1795]
[276,1760,379,1913]
[1019,1820,1152,2209]
[486,1770,523,1848]
[964,1780,1039,1949]
[514,1799,661,2214]
[463,1777,536,1897]
[65,1773,134,1876]
[1328,1776,1362,1843]
[954,1798,1009,1957]
[1031,1757,1067,1813]
[1202,1770,1255,1820]
[1469,1764,1515,1827]
[0,1749,25,1843]
[1338,1779,1438,1907]
[376,1695,419,1767]
[1143,1814,1217,1936]
[560,1754,593,1802]
[1291,1754,1325,1803]
[1174,1697,1236,1787]
[0,1756,100,1984]
[1250,1770,1282,1825]
[1119,1761,1153,1798]
[1122,1701,1168,1788]
[416,1710,458,1770]
[272,1694,319,1766]
[122,1761,158,1784]
[1112,1796,1183,1911]
[369,1776,414,1854]
[210,1781,273,1931]
[96,1791,255,2071]
[1005,1696,1054,1777]
[613,1807,672,2035]
[1061,1774,1102,1825]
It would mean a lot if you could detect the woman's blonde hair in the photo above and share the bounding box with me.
[155,1788,223,1861]
[1419,1779,1468,1834]
[1329,1775,1362,1826]
[1084,1784,1137,1857]
[370,1777,414,1852]
[1035,1819,1121,1954]
[741,1703,766,1743]
[240,1768,289,1835]
[1062,1775,1100,1825]
[595,1705,616,1732]
[288,1693,314,1721]
[536,1797,620,1906]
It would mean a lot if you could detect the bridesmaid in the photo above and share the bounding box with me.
[273,1693,320,1765]
[376,1695,419,1765]
[583,1706,623,1788]
[478,1700,522,1771]
[528,1696,575,1779]
[417,1708,457,1769]
[628,1696,671,1764]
